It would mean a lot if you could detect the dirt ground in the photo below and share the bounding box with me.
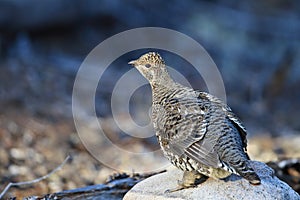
[0,109,299,199]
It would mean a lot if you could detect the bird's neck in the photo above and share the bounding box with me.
[150,74,180,103]
[151,71,176,88]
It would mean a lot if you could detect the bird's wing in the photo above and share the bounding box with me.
[198,92,248,151]
[183,133,221,168]
[160,94,221,168]
[226,110,248,153]
[159,91,248,168]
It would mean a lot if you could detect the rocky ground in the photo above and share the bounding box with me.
[0,109,299,199]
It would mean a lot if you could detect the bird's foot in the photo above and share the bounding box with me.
[165,171,208,193]
[164,181,192,193]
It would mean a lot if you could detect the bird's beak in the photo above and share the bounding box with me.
[128,60,136,66]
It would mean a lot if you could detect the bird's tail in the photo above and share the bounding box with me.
[221,150,261,185]
[232,159,261,185]
[240,168,261,185]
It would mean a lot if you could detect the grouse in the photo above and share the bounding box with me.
[129,52,261,192]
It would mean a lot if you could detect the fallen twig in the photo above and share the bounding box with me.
[0,155,71,199]
[23,169,166,200]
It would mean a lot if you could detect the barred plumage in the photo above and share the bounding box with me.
[129,52,261,191]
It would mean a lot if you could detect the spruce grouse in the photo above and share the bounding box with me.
[129,52,261,192]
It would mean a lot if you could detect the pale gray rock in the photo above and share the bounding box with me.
[123,161,300,200]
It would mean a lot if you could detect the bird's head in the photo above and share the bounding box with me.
[129,52,171,85]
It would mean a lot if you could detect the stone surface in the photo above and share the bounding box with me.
[123,161,300,200]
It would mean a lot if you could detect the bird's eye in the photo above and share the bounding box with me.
[145,64,151,68]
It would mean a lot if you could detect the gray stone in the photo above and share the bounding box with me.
[123,161,300,200]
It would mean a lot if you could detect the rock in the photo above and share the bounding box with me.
[123,161,300,200]
[10,147,27,160]
[8,165,29,176]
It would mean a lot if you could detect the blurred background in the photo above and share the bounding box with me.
[0,0,299,198]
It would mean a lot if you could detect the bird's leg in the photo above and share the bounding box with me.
[165,171,208,193]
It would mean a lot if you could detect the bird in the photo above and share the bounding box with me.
[128,52,261,192]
